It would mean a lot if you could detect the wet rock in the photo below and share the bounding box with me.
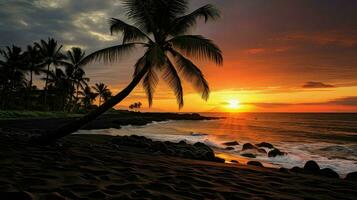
[304,160,320,172]
[268,148,285,157]
[231,160,239,163]
[225,147,234,151]
[256,142,274,149]
[241,153,256,158]
[290,167,304,173]
[193,142,207,148]
[319,168,339,179]
[213,157,225,163]
[345,172,357,181]
[242,143,257,151]
[279,167,289,173]
[178,140,187,145]
[258,148,267,154]
[222,141,239,146]
[247,161,263,167]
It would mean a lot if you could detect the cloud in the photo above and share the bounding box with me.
[249,96,357,108]
[302,82,335,89]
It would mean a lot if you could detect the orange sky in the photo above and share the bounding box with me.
[1,0,357,112]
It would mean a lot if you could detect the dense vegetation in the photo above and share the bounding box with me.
[0,38,112,112]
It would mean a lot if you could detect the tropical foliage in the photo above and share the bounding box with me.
[0,39,112,112]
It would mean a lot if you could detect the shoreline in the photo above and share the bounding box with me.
[1,133,357,199]
[1,112,357,199]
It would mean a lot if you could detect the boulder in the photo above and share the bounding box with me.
[303,160,320,172]
[178,140,187,145]
[231,160,239,163]
[278,167,289,173]
[258,148,267,154]
[268,148,285,157]
[242,143,257,151]
[213,157,225,163]
[256,142,274,149]
[225,147,234,151]
[319,168,339,179]
[222,141,239,146]
[247,161,263,167]
[241,153,256,158]
[345,171,357,181]
[290,167,304,173]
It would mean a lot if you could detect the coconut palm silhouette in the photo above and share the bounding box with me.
[37,0,223,144]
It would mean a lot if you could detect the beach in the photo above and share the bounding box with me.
[1,112,357,199]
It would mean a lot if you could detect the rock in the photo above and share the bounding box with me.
[193,142,207,148]
[258,148,267,154]
[304,160,320,172]
[178,140,187,145]
[256,142,274,149]
[89,191,106,199]
[278,167,289,173]
[290,167,304,173]
[222,141,239,146]
[319,168,339,179]
[241,153,256,158]
[268,148,285,157]
[225,147,234,151]
[345,171,357,181]
[247,161,263,167]
[213,157,225,163]
[231,160,239,163]
[151,142,168,152]
[242,143,256,151]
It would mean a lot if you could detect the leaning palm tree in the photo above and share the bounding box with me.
[35,38,65,104]
[37,0,222,144]
[92,83,110,106]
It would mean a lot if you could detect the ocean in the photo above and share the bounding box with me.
[77,112,357,176]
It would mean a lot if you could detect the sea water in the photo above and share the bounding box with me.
[77,113,357,175]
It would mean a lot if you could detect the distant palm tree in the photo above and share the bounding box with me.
[80,86,98,109]
[38,0,222,143]
[60,47,89,109]
[92,83,111,106]
[24,45,44,91]
[35,38,65,104]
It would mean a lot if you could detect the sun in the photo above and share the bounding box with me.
[227,99,241,109]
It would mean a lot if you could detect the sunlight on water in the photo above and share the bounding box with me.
[77,113,357,176]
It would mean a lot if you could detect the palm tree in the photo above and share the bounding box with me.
[80,86,98,110]
[24,45,44,91]
[35,38,65,105]
[0,46,27,108]
[92,83,110,106]
[60,47,89,110]
[37,0,222,144]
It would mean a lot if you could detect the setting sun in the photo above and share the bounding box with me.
[228,99,241,109]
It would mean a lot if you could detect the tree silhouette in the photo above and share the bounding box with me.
[35,0,223,144]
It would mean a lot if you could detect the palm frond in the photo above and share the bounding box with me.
[163,57,184,108]
[168,4,220,36]
[169,35,223,65]
[169,49,209,100]
[142,67,158,107]
[81,43,138,64]
[109,18,151,43]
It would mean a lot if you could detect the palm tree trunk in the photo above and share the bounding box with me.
[35,65,149,144]
[44,63,50,105]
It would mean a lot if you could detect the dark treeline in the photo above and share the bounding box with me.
[0,38,112,112]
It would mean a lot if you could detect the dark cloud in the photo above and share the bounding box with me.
[302,82,335,89]
[1,0,357,89]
